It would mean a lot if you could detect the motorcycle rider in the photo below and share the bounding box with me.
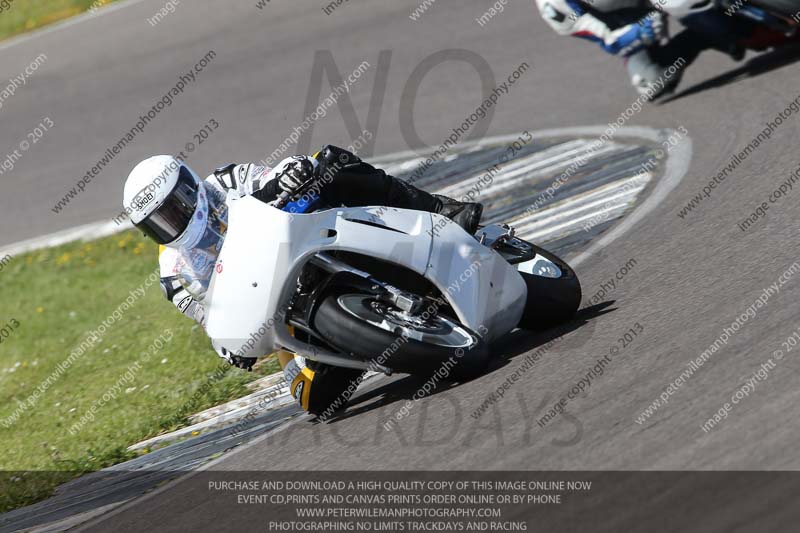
[122,145,483,415]
[534,0,754,99]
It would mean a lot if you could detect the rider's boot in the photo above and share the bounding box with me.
[277,350,364,417]
[432,194,484,235]
[626,48,683,100]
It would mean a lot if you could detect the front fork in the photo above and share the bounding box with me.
[309,253,426,313]
[276,253,397,375]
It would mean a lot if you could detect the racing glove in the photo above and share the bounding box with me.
[161,275,205,325]
[605,12,667,56]
[638,12,667,47]
[216,346,258,371]
[275,156,318,199]
[231,355,258,372]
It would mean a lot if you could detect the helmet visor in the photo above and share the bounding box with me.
[135,166,199,245]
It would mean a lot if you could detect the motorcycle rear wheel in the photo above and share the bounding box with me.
[313,289,489,381]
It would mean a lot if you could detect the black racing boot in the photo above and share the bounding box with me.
[433,194,483,235]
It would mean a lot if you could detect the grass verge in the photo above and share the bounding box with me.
[0,0,118,41]
[0,230,280,513]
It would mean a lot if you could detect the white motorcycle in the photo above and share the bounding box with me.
[202,182,581,380]
[659,0,797,35]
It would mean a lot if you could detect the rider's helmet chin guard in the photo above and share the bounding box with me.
[171,187,209,250]
[123,155,208,248]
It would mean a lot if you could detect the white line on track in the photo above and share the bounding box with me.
[514,179,648,236]
[391,126,690,264]
[564,127,692,266]
[0,219,131,258]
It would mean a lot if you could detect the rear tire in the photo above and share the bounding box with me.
[313,289,489,381]
[517,245,581,330]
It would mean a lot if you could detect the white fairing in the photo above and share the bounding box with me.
[426,215,527,340]
[656,0,715,18]
[204,196,526,359]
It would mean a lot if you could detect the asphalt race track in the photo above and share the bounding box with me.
[2,0,800,531]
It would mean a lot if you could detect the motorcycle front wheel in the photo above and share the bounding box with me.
[516,244,582,330]
[312,289,489,381]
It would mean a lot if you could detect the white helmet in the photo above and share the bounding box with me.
[123,155,207,247]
